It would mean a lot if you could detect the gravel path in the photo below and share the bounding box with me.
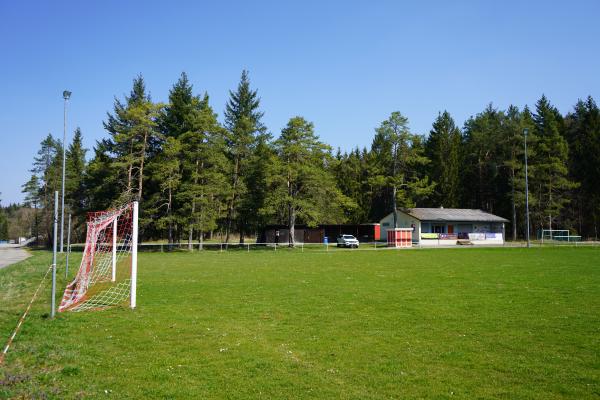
[0,247,31,270]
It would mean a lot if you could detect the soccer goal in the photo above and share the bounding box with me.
[58,201,138,312]
[539,229,581,243]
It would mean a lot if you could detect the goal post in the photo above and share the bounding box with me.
[58,201,139,312]
[131,201,138,309]
[112,217,117,282]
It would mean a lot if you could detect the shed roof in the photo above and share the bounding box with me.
[396,208,509,223]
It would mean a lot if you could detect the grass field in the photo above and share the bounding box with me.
[1,247,599,399]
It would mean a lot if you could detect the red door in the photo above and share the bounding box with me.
[448,225,454,234]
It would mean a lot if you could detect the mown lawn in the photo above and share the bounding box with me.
[1,247,599,399]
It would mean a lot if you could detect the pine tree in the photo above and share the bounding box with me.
[499,106,525,240]
[564,96,600,238]
[531,95,577,232]
[84,139,119,212]
[425,111,461,207]
[147,137,182,243]
[370,112,433,229]
[461,104,506,213]
[160,72,195,139]
[65,128,87,238]
[262,117,351,246]
[238,134,274,238]
[177,94,229,249]
[21,175,41,241]
[104,75,163,204]
[148,73,203,242]
[223,70,265,243]
[30,134,62,245]
[333,148,368,223]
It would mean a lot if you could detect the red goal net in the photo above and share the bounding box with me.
[58,202,138,312]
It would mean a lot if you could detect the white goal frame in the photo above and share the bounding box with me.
[540,229,581,243]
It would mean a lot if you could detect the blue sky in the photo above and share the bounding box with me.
[1,0,599,204]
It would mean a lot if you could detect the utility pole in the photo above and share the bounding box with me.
[60,90,72,253]
[524,128,531,248]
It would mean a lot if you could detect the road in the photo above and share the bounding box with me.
[0,247,31,270]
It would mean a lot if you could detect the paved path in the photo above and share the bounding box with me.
[0,247,31,270]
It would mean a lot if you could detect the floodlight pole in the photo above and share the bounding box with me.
[51,191,58,318]
[60,90,71,253]
[524,128,531,248]
[130,201,139,309]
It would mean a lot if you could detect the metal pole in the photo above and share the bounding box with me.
[65,214,71,279]
[51,191,58,318]
[112,217,117,282]
[524,128,531,248]
[60,90,71,253]
[130,201,139,309]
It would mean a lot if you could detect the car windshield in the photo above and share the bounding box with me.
[343,235,355,239]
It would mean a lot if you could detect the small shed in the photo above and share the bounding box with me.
[387,228,413,248]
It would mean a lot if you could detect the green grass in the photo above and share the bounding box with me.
[1,247,599,399]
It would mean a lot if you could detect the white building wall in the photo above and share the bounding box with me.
[379,211,420,242]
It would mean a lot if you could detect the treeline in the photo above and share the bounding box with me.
[0,199,8,240]
[20,71,600,245]
[0,196,36,241]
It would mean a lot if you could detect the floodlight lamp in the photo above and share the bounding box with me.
[523,128,529,137]
[63,90,72,100]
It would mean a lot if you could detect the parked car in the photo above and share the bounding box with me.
[337,234,359,248]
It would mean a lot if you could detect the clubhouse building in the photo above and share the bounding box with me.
[379,208,509,246]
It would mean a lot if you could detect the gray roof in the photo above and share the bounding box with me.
[399,208,509,223]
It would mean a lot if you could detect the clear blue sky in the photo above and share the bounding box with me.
[1,0,599,205]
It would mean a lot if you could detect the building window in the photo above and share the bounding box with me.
[432,224,445,233]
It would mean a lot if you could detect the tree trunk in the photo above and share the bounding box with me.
[548,180,552,232]
[188,158,200,251]
[34,201,39,242]
[199,193,204,250]
[577,195,582,236]
[167,186,173,244]
[392,143,398,229]
[511,168,517,241]
[137,133,148,201]
[288,170,295,247]
[392,185,398,229]
[225,156,240,244]
[127,139,134,194]
[288,205,295,247]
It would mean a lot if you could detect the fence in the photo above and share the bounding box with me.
[64,239,600,254]
[67,241,395,253]
[126,241,391,252]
